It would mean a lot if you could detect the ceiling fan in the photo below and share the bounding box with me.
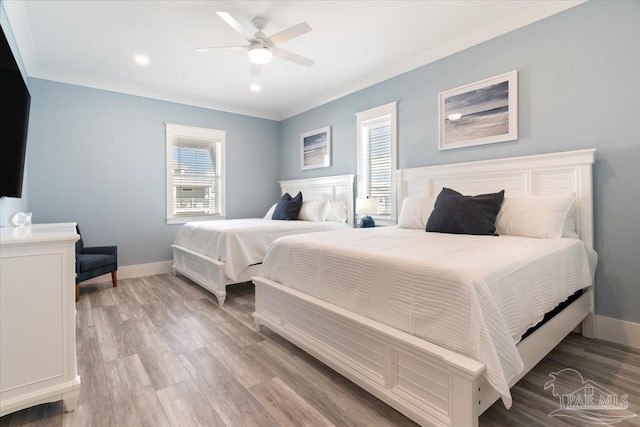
[197,12,315,74]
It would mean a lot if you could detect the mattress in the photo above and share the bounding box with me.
[173,219,348,281]
[258,227,597,405]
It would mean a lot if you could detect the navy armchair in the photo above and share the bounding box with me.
[75,225,118,301]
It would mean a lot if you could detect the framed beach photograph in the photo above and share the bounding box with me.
[301,126,331,170]
[439,70,518,150]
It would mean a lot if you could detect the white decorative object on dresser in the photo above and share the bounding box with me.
[0,223,80,416]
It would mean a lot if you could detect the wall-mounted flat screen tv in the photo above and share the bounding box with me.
[0,24,30,198]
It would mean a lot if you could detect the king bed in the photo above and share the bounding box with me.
[172,174,354,305]
[252,149,597,427]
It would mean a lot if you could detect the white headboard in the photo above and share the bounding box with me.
[394,149,596,248]
[280,174,355,227]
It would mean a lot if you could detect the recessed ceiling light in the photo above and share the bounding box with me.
[134,55,149,65]
[250,84,261,92]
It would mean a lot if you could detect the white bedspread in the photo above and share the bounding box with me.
[173,219,348,281]
[258,227,597,406]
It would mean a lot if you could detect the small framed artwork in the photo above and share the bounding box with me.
[438,70,518,150]
[301,126,331,170]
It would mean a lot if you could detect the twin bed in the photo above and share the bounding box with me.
[171,174,354,305]
[173,149,597,427]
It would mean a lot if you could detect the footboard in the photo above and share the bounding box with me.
[253,277,487,427]
[171,244,232,305]
[253,277,594,426]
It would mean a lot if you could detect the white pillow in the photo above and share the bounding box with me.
[297,199,331,222]
[397,197,435,229]
[325,201,348,223]
[562,202,579,238]
[496,195,576,238]
[263,203,277,219]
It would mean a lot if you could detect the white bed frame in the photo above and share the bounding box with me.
[171,174,354,306]
[253,149,596,427]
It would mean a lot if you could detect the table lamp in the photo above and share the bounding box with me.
[356,197,379,228]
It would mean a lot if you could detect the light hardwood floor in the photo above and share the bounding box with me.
[1,274,638,426]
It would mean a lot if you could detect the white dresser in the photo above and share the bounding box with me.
[0,223,80,416]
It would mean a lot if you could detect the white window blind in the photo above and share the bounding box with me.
[356,102,397,221]
[165,123,226,224]
[172,138,220,216]
[362,118,392,215]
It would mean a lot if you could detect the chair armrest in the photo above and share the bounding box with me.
[81,246,118,257]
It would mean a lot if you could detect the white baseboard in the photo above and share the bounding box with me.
[80,264,640,350]
[79,260,173,284]
[595,315,640,349]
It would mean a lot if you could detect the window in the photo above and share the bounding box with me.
[356,102,397,224]
[165,123,226,224]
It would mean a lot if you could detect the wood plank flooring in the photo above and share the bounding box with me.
[1,274,638,426]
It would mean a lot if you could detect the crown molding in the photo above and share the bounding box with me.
[3,0,585,123]
[28,67,280,121]
[279,0,585,120]
[1,0,39,75]
[1,0,279,121]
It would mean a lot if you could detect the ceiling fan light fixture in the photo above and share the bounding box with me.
[134,55,149,65]
[248,44,272,65]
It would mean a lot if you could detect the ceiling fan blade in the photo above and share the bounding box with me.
[216,12,254,42]
[251,64,261,75]
[267,22,311,46]
[272,48,315,67]
[196,45,247,52]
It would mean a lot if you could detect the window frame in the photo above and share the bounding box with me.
[356,101,398,226]
[165,123,226,225]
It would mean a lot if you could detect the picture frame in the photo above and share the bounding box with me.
[438,70,518,150]
[301,126,331,170]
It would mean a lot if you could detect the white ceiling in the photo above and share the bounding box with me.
[3,0,582,121]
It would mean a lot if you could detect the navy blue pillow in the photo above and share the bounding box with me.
[272,191,303,220]
[426,187,504,236]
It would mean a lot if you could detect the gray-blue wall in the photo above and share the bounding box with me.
[26,79,280,266]
[16,1,640,322]
[279,1,640,323]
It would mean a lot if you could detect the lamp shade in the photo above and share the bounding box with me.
[356,197,379,215]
